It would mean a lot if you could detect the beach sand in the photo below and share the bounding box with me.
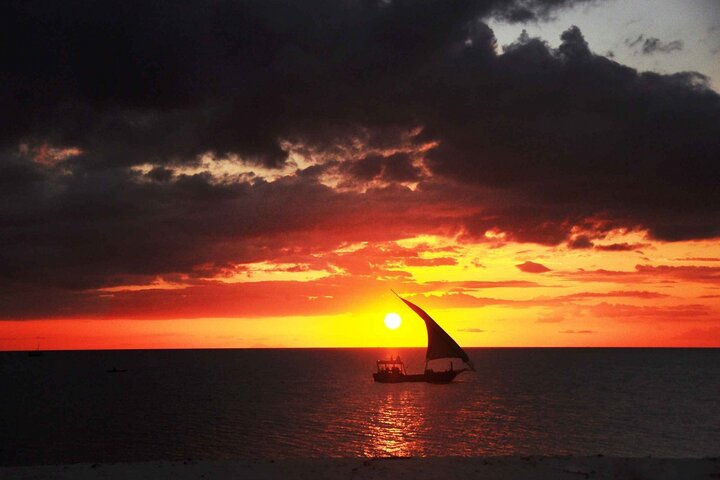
[2,457,718,480]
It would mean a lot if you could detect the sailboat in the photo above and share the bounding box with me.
[373,292,475,383]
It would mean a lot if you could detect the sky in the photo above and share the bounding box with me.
[1,0,720,350]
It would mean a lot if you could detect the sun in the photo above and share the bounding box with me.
[384,312,402,330]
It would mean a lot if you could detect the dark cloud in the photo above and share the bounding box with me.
[568,235,594,249]
[635,264,720,283]
[147,167,174,183]
[594,242,649,252]
[1,0,597,166]
[342,153,421,183]
[0,172,464,291]
[555,290,669,300]
[626,35,683,55]
[642,37,683,55]
[424,28,720,244]
[516,261,551,273]
[558,264,720,285]
[492,0,597,23]
[559,329,596,334]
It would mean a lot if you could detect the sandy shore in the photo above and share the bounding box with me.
[2,457,719,480]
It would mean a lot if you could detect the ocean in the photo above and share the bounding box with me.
[1,348,718,466]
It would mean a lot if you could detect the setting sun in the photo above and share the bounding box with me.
[384,312,402,330]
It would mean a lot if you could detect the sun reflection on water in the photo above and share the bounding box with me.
[361,379,518,458]
[364,389,426,457]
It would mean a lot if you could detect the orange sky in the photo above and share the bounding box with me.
[4,232,719,350]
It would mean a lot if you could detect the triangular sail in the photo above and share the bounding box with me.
[396,295,474,369]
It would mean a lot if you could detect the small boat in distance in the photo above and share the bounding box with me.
[373,292,475,384]
[107,367,128,373]
[28,343,43,357]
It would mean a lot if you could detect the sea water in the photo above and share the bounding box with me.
[1,348,719,465]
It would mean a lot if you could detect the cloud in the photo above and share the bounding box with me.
[557,265,720,285]
[589,302,711,320]
[493,0,600,23]
[556,290,669,300]
[567,236,650,252]
[424,28,720,245]
[404,293,511,309]
[673,327,720,342]
[2,0,600,164]
[0,276,381,320]
[594,242,649,252]
[458,328,487,333]
[559,329,596,334]
[341,153,422,184]
[634,265,720,284]
[642,37,683,54]
[673,257,720,262]
[516,261,551,273]
[418,280,541,291]
[536,312,565,323]
[568,235,594,249]
[404,257,458,267]
[625,35,683,55]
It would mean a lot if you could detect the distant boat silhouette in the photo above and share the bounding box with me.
[107,367,128,373]
[373,292,475,384]
[28,343,43,357]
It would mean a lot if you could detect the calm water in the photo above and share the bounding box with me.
[1,348,719,465]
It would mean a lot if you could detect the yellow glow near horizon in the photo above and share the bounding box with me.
[384,312,402,330]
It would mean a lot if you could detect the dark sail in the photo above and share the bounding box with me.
[397,295,473,368]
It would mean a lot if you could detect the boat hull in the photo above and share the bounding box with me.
[372,369,463,384]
